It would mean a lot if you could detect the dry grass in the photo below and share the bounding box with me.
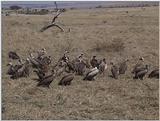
[92,38,125,52]
[2,6,159,120]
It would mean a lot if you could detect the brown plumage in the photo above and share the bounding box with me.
[99,58,107,75]
[90,56,99,68]
[10,59,30,79]
[8,51,20,59]
[132,57,145,74]
[59,51,69,62]
[37,73,56,88]
[42,64,50,72]
[52,60,67,77]
[75,61,86,75]
[40,56,52,65]
[110,62,119,79]
[37,48,47,60]
[29,56,41,68]
[83,59,90,68]
[34,64,52,81]
[58,73,74,86]
[119,59,129,74]
[29,54,50,71]
[132,65,147,75]
[65,61,75,73]
[148,69,159,79]
[7,63,22,75]
[23,61,30,77]
[83,67,99,81]
[134,65,149,80]
[74,58,90,75]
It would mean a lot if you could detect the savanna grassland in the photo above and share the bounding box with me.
[2,6,159,120]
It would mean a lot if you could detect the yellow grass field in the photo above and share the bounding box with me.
[2,6,159,120]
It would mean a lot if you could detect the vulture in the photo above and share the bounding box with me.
[132,64,148,75]
[34,64,52,81]
[58,73,74,86]
[10,59,30,79]
[10,69,24,79]
[119,59,129,74]
[58,60,67,67]
[66,57,89,73]
[17,59,25,65]
[8,51,20,59]
[148,69,159,79]
[59,51,69,62]
[74,53,84,63]
[29,52,51,68]
[83,67,99,81]
[40,56,52,65]
[132,57,145,74]
[77,58,90,75]
[39,64,50,73]
[75,61,88,75]
[90,56,99,68]
[83,59,90,68]
[110,62,119,79]
[37,48,47,60]
[29,53,41,68]
[37,72,56,88]
[34,69,45,81]
[65,61,75,73]
[99,58,107,74]
[7,62,22,75]
[23,60,30,77]
[134,65,149,80]
[52,60,67,76]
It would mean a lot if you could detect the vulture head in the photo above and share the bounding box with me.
[41,48,46,54]
[7,62,13,66]
[103,58,106,63]
[139,57,144,61]
[78,53,84,58]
